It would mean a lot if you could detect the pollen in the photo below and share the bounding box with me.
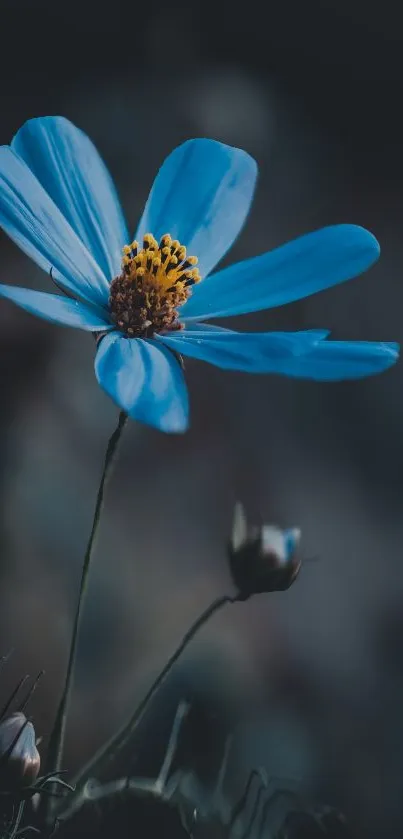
[109,233,201,338]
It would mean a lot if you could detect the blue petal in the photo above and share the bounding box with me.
[95,332,189,432]
[284,528,301,559]
[180,321,330,338]
[12,117,129,280]
[179,321,230,333]
[282,339,399,380]
[0,147,109,308]
[180,225,380,320]
[158,327,330,372]
[159,327,398,379]
[135,139,257,279]
[0,284,113,330]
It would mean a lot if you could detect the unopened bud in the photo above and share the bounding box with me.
[0,712,40,790]
[228,502,301,600]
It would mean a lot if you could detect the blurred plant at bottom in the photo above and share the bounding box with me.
[53,700,352,839]
[1,503,351,839]
[0,506,353,839]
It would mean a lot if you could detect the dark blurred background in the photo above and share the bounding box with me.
[1,1,403,836]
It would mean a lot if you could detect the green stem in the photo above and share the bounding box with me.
[42,410,128,825]
[69,593,238,792]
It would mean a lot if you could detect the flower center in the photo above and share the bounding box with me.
[109,233,201,338]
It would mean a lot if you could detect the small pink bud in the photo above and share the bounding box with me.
[0,712,40,790]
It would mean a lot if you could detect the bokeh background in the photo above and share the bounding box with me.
[0,1,403,836]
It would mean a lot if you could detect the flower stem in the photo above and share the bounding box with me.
[41,410,128,825]
[69,593,239,793]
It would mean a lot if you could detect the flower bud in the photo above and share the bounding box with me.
[0,712,40,790]
[228,502,301,600]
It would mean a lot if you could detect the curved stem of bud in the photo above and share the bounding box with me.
[39,410,128,828]
[63,592,240,806]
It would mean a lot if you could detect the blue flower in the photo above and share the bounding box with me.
[0,117,398,433]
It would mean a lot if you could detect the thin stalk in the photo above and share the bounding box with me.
[41,410,128,826]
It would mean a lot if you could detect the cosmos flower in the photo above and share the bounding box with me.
[0,117,398,432]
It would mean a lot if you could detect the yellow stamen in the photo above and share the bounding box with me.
[160,233,172,248]
[108,232,201,339]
